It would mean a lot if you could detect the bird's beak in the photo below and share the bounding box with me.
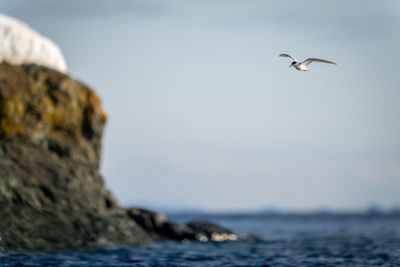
[289,65,292,67]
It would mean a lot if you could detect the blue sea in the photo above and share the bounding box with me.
[2,213,400,266]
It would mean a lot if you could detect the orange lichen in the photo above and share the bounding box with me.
[0,118,28,140]
[88,89,107,122]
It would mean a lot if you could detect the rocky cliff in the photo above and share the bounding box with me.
[0,62,151,251]
[0,62,244,252]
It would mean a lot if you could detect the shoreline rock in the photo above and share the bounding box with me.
[127,208,239,243]
[0,62,250,252]
[0,62,150,251]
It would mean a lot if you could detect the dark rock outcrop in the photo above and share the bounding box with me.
[127,208,196,241]
[127,208,238,242]
[0,62,151,251]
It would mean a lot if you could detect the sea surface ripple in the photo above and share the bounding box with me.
[1,213,400,266]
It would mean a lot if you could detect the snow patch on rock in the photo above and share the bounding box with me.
[0,14,67,73]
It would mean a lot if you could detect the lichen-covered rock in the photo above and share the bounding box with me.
[0,62,150,251]
[0,62,106,166]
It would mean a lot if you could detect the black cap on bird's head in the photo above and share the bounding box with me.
[289,61,296,67]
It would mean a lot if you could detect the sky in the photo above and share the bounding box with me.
[1,0,400,212]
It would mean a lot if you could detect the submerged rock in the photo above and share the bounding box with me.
[187,221,238,242]
[0,63,150,251]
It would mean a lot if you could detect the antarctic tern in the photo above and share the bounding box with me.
[279,54,336,72]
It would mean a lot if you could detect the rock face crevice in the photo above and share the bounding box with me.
[0,62,150,251]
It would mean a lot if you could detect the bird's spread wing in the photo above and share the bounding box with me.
[302,58,337,66]
[279,54,298,62]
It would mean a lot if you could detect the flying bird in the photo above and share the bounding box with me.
[279,54,336,72]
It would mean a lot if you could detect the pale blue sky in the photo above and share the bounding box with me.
[2,0,400,211]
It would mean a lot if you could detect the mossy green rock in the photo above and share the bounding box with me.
[0,63,151,251]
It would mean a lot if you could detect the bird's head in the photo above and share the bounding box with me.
[289,61,296,67]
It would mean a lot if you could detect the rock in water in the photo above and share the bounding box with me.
[0,14,67,73]
[127,208,240,242]
[0,63,151,251]
[127,208,196,241]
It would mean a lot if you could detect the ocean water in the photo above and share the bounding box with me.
[1,213,400,266]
